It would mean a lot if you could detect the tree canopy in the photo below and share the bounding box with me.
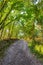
[0,0,43,57]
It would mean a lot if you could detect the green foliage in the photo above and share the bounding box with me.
[0,0,43,57]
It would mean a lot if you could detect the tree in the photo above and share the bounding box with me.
[0,0,43,58]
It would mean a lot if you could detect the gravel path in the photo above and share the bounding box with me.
[0,39,43,65]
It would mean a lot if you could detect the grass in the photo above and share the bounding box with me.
[28,42,43,58]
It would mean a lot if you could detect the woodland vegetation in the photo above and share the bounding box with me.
[0,0,43,60]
